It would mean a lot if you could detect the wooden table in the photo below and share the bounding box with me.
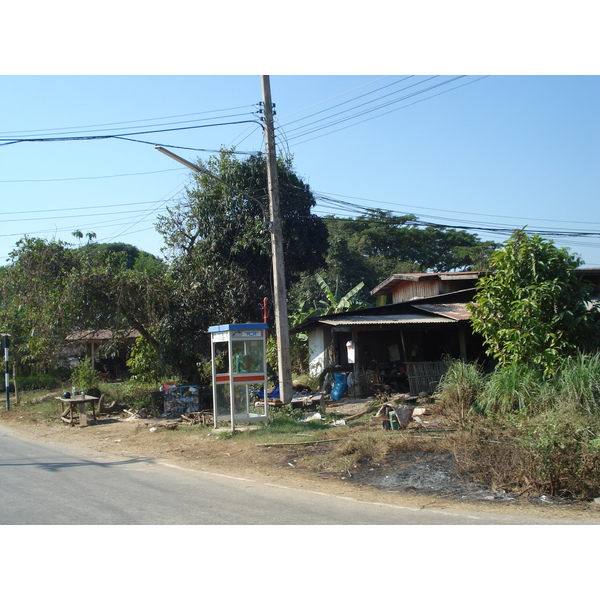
[56,395,99,427]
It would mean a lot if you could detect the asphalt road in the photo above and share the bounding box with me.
[1,424,598,525]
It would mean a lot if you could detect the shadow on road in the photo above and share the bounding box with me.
[0,456,156,472]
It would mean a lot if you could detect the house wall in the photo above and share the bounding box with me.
[392,280,441,303]
[391,279,478,303]
[308,329,327,377]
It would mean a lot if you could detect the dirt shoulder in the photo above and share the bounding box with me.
[2,396,600,522]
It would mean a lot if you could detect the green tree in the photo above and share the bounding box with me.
[0,236,168,375]
[156,150,328,296]
[469,230,600,375]
[289,209,498,310]
[154,150,329,379]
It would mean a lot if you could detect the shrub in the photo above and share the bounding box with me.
[15,373,60,390]
[70,357,99,392]
[521,407,600,498]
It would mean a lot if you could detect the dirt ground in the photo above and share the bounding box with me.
[2,394,600,522]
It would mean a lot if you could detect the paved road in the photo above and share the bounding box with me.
[1,425,598,525]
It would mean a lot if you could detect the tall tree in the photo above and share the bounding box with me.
[469,230,600,375]
[155,150,329,369]
[290,209,498,310]
[0,236,167,374]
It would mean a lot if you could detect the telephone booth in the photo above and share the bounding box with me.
[208,323,269,430]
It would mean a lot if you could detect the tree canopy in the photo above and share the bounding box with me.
[289,208,498,309]
[469,230,600,375]
[0,148,510,383]
[152,150,330,379]
[0,236,167,373]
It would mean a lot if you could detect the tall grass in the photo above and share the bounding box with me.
[440,352,600,417]
[437,360,486,424]
[476,362,546,415]
[550,352,600,414]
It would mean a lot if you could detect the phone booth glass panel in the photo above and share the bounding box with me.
[209,323,269,430]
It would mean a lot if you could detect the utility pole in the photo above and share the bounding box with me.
[1,334,9,411]
[261,75,293,405]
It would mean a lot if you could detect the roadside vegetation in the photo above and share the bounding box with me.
[0,150,598,506]
[437,355,600,499]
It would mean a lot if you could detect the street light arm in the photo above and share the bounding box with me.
[155,146,271,228]
[155,146,205,174]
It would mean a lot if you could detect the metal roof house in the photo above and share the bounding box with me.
[291,272,488,395]
[292,268,600,396]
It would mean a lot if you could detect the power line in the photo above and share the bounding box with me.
[277,76,389,120]
[283,76,441,137]
[0,119,263,147]
[285,76,488,146]
[0,105,257,136]
[317,191,600,227]
[311,194,600,240]
[279,76,415,128]
[0,199,178,216]
[0,168,186,184]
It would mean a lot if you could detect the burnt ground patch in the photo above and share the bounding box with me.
[348,450,518,502]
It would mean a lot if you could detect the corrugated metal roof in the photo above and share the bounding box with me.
[317,314,453,326]
[411,303,472,321]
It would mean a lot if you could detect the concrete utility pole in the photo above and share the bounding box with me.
[261,75,293,404]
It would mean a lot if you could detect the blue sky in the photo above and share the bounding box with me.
[1,74,598,268]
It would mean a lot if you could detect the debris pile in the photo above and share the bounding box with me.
[372,403,434,430]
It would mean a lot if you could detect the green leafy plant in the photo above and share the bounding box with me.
[521,407,600,498]
[70,357,99,392]
[469,229,599,376]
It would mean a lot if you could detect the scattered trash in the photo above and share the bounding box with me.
[331,419,346,426]
[149,427,157,432]
[375,403,414,430]
[300,412,323,421]
[395,405,415,428]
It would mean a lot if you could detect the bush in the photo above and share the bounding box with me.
[521,407,600,498]
[70,358,99,392]
[15,373,60,390]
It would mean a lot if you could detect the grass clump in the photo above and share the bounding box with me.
[551,352,600,414]
[521,406,600,498]
[476,362,546,415]
[437,359,486,424]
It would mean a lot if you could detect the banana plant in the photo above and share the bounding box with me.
[314,274,367,315]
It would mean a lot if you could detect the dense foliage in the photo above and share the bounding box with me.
[469,230,600,375]
[290,208,498,308]
[0,237,167,374]
[437,356,600,498]
[0,149,504,383]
